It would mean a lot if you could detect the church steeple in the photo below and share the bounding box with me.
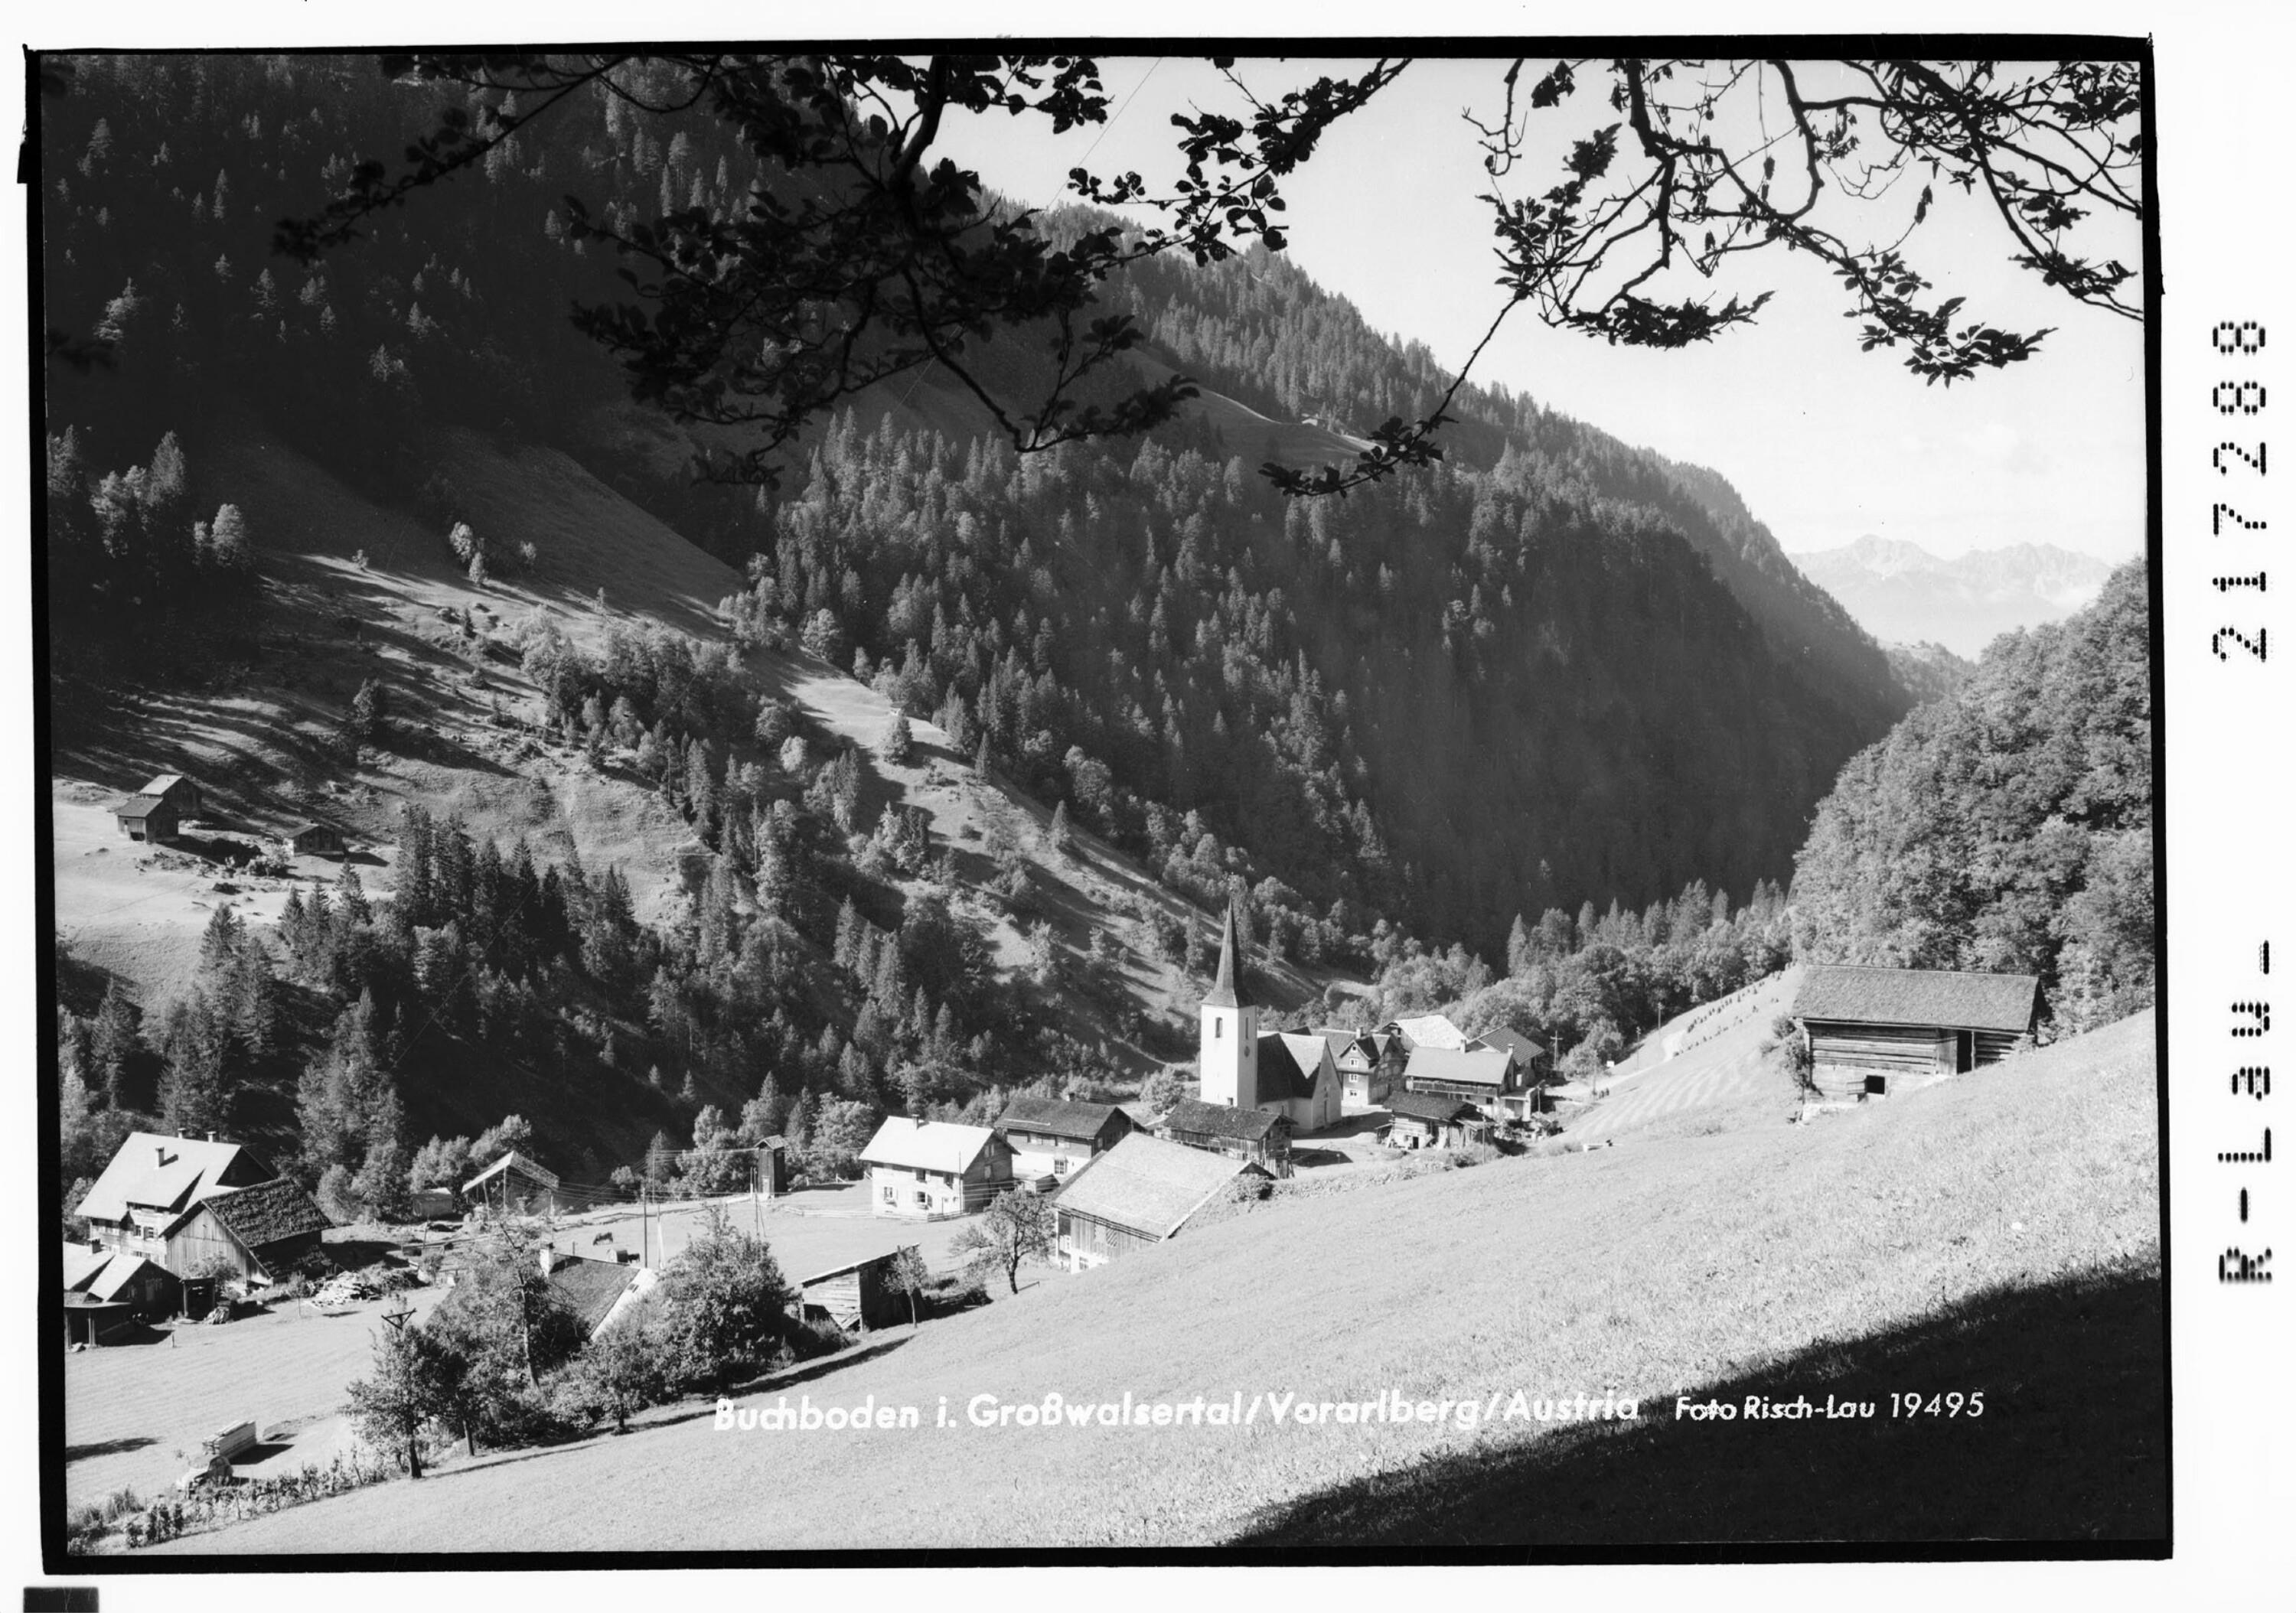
[1205,902,1251,1009]
[1199,902,1259,1107]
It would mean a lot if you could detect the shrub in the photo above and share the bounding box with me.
[657,1204,797,1390]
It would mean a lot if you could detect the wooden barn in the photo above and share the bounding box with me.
[790,1249,914,1331]
[1051,1134,1267,1271]
[1473,1026,1549,1092]
[112,793,179,845]
[463,1150,564,1217]
[859,1119,1014,1219]
[1792,965,2042,1098]
[282,822,347,859]
[536,1248,654,1342]
[1155,1096,1292,1178]
[60,1244,181,1344]
[140,774,204,819]
[1383,1091,1490,1151]
[161,1176,331,1285]
[993,1097,1135,1190]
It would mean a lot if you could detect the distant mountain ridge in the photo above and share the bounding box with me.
[1791,536,2118,658]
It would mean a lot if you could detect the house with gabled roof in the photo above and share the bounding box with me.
[993,1097,1135,1189]
[77,1132,276,1265]
[859,1118,1014,1219]
[1155,1096,1292,1177]
[1404,1044,1531,1121]
[1387,1012,1471,1052]
[1315,1025,1397,1110]
[1473,1025,1548,1087]
[162,1176,332,1284]
[60,1243,181,1344]
[139,774,204,818]
[1792,965,2041,1097]
[536,1246,657,1341]
[1051,1133,1268,1270]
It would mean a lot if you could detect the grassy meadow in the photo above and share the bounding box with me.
[146,1009,2162,1553]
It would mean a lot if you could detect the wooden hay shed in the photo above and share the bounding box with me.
[1792,965,2040,1098]
[283,822,347,859]
[791,1248,913,1331]
[113,794,179,845]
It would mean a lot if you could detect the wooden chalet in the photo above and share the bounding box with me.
[1792,965,2042,1098]
[282,822,347,859]
[76,1132,276,1266]
[462,1150,563,1216]
[1313,1027,1394,1110]
[163,1176,331,1285]
[1404,1044,1531,1120]
[859,1119,1014,1219]
[993,1097,1135,1190]
[1155,1096,1292,1178]
[790,1248,914,1331]
[1383,1091,1490,1152]
[1051,1133,1267,1271]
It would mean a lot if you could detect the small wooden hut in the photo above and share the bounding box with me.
[790,1249,913,1331]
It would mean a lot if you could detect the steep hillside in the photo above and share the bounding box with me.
[153,1011,2162,1550]
[52,420,1333,1178]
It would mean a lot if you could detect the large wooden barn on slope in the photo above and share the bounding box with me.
[1791,965,2040,1098]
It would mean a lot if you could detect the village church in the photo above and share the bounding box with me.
[1194,905,1341,1133]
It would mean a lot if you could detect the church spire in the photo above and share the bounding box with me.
[1205,902,1251,1009]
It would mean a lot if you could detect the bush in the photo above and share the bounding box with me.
[657,1204,798,1390]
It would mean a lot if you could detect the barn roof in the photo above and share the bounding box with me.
[463,1150,560,1194]
[794,1248,910,1288]
[1388,1013,1469,1051]
[1254,1031,1333,1102]
[1384,1090,1484,1125]
[198,1176,332,1250]
[1052,1134,1255,1241]
[1158,1097,1287,1143]
[62,1243,112,1292]
[545,1256,639,1337]
[1310,1026,1375,1060]
[859,1118,999,1175]
[285,821,341,839]
[1475,1026,1547,1061]
[142,774,190,796]
[86,1251,175,1303]
[1793,966,2040,1034]
[77,1132,264,1224]
[112,793,172,820]
[993,1097,1128,1143]
[1404,1045,1515,1090]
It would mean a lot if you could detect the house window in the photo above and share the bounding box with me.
[914,1168,926,1182]
[880,1184,895,1204]
[913,1191,929,1208]
[1215,1021,1223,1039]
[1053,1156,1069,1175]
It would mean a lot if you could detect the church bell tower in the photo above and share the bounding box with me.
[1199,904,1259,1107]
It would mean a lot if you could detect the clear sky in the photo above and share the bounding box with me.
[932,56,2148,564]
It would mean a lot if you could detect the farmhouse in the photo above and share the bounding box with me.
[860,1119,1014,1219]
[993,1097,1135,1189]
[463,1150,564,1216]
[76,1132,277,1265]
[162,1175,332,1285]
[1383,1091,1490,1152]
[1473,1025,1549,1088]
[281,821,347,859]
[1195,904,1342,1133]
[1156,1097,1292,1177]
[790,1249,914,1331]
[1404,1044,1532,1121]
[1051,1133,1267,1271]
[141,773,204,819]
[1386,1012,1470,1052]
[1315,1026,1396,1110]
[1792,965,2041,1097]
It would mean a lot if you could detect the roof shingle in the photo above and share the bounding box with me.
[1793,966,2040,1034]
[1052,1134,1256,1240]
[1157,1097,1287,1143]
[993,1097,1129,1143]
[199,1177,332,1250]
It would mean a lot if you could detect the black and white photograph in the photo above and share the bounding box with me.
[14,6,2276,1585]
